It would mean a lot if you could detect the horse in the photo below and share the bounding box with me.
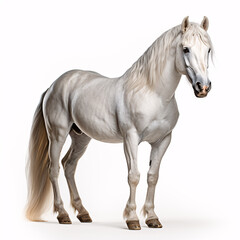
[25,16,213,230]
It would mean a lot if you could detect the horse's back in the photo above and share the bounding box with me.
[49,69,105,94]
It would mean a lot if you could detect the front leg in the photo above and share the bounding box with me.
[143,133,172,228]
[123,129,141,230]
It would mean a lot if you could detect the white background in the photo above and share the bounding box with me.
[0,0,239,239]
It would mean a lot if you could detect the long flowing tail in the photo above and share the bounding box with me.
[25,90,51,221]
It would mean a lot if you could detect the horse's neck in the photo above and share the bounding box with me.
[157,55,181,101]
[145,34,182,101]
[123,29,182,101]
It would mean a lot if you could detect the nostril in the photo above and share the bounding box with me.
[208,82,212,91]
[205,82,212,92]
[196,82,202,91]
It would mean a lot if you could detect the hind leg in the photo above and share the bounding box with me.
[62,130,92,223]
[48,138,72,224]
[43,98,72,224]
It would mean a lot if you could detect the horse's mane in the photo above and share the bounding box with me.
[124,23,213,93]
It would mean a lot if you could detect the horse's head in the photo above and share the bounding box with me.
[176,16,213,98]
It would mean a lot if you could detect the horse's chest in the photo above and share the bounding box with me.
[141,117,173,142]
[139,103,179,143]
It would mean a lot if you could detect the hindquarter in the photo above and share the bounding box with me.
[42,87,72,141]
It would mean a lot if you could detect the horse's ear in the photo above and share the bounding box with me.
[201,16,209,31]
[181,16,190,33]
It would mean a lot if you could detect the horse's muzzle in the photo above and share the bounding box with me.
[193,82,211,98]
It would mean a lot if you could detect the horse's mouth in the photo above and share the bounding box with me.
[194,89,208,98]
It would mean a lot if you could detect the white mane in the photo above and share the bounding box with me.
[124,23,213,93]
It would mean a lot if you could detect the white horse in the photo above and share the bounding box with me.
[25,16,213,230]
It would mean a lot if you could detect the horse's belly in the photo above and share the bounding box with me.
[79,123,123,143]
[73,111,123,143]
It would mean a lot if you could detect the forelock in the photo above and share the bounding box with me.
[182,23,212,49]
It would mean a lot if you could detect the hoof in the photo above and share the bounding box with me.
[57,214,72,224]
[146,218,162,228]
[77,213,92,223]
[126,220,141,230]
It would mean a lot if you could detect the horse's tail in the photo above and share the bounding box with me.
[25,90,51,221]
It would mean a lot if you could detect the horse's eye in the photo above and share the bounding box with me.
[183,47,189,53]
[208,48,211,54]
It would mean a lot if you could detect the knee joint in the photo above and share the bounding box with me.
[128,171,140,186]
[147,173,158,185]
